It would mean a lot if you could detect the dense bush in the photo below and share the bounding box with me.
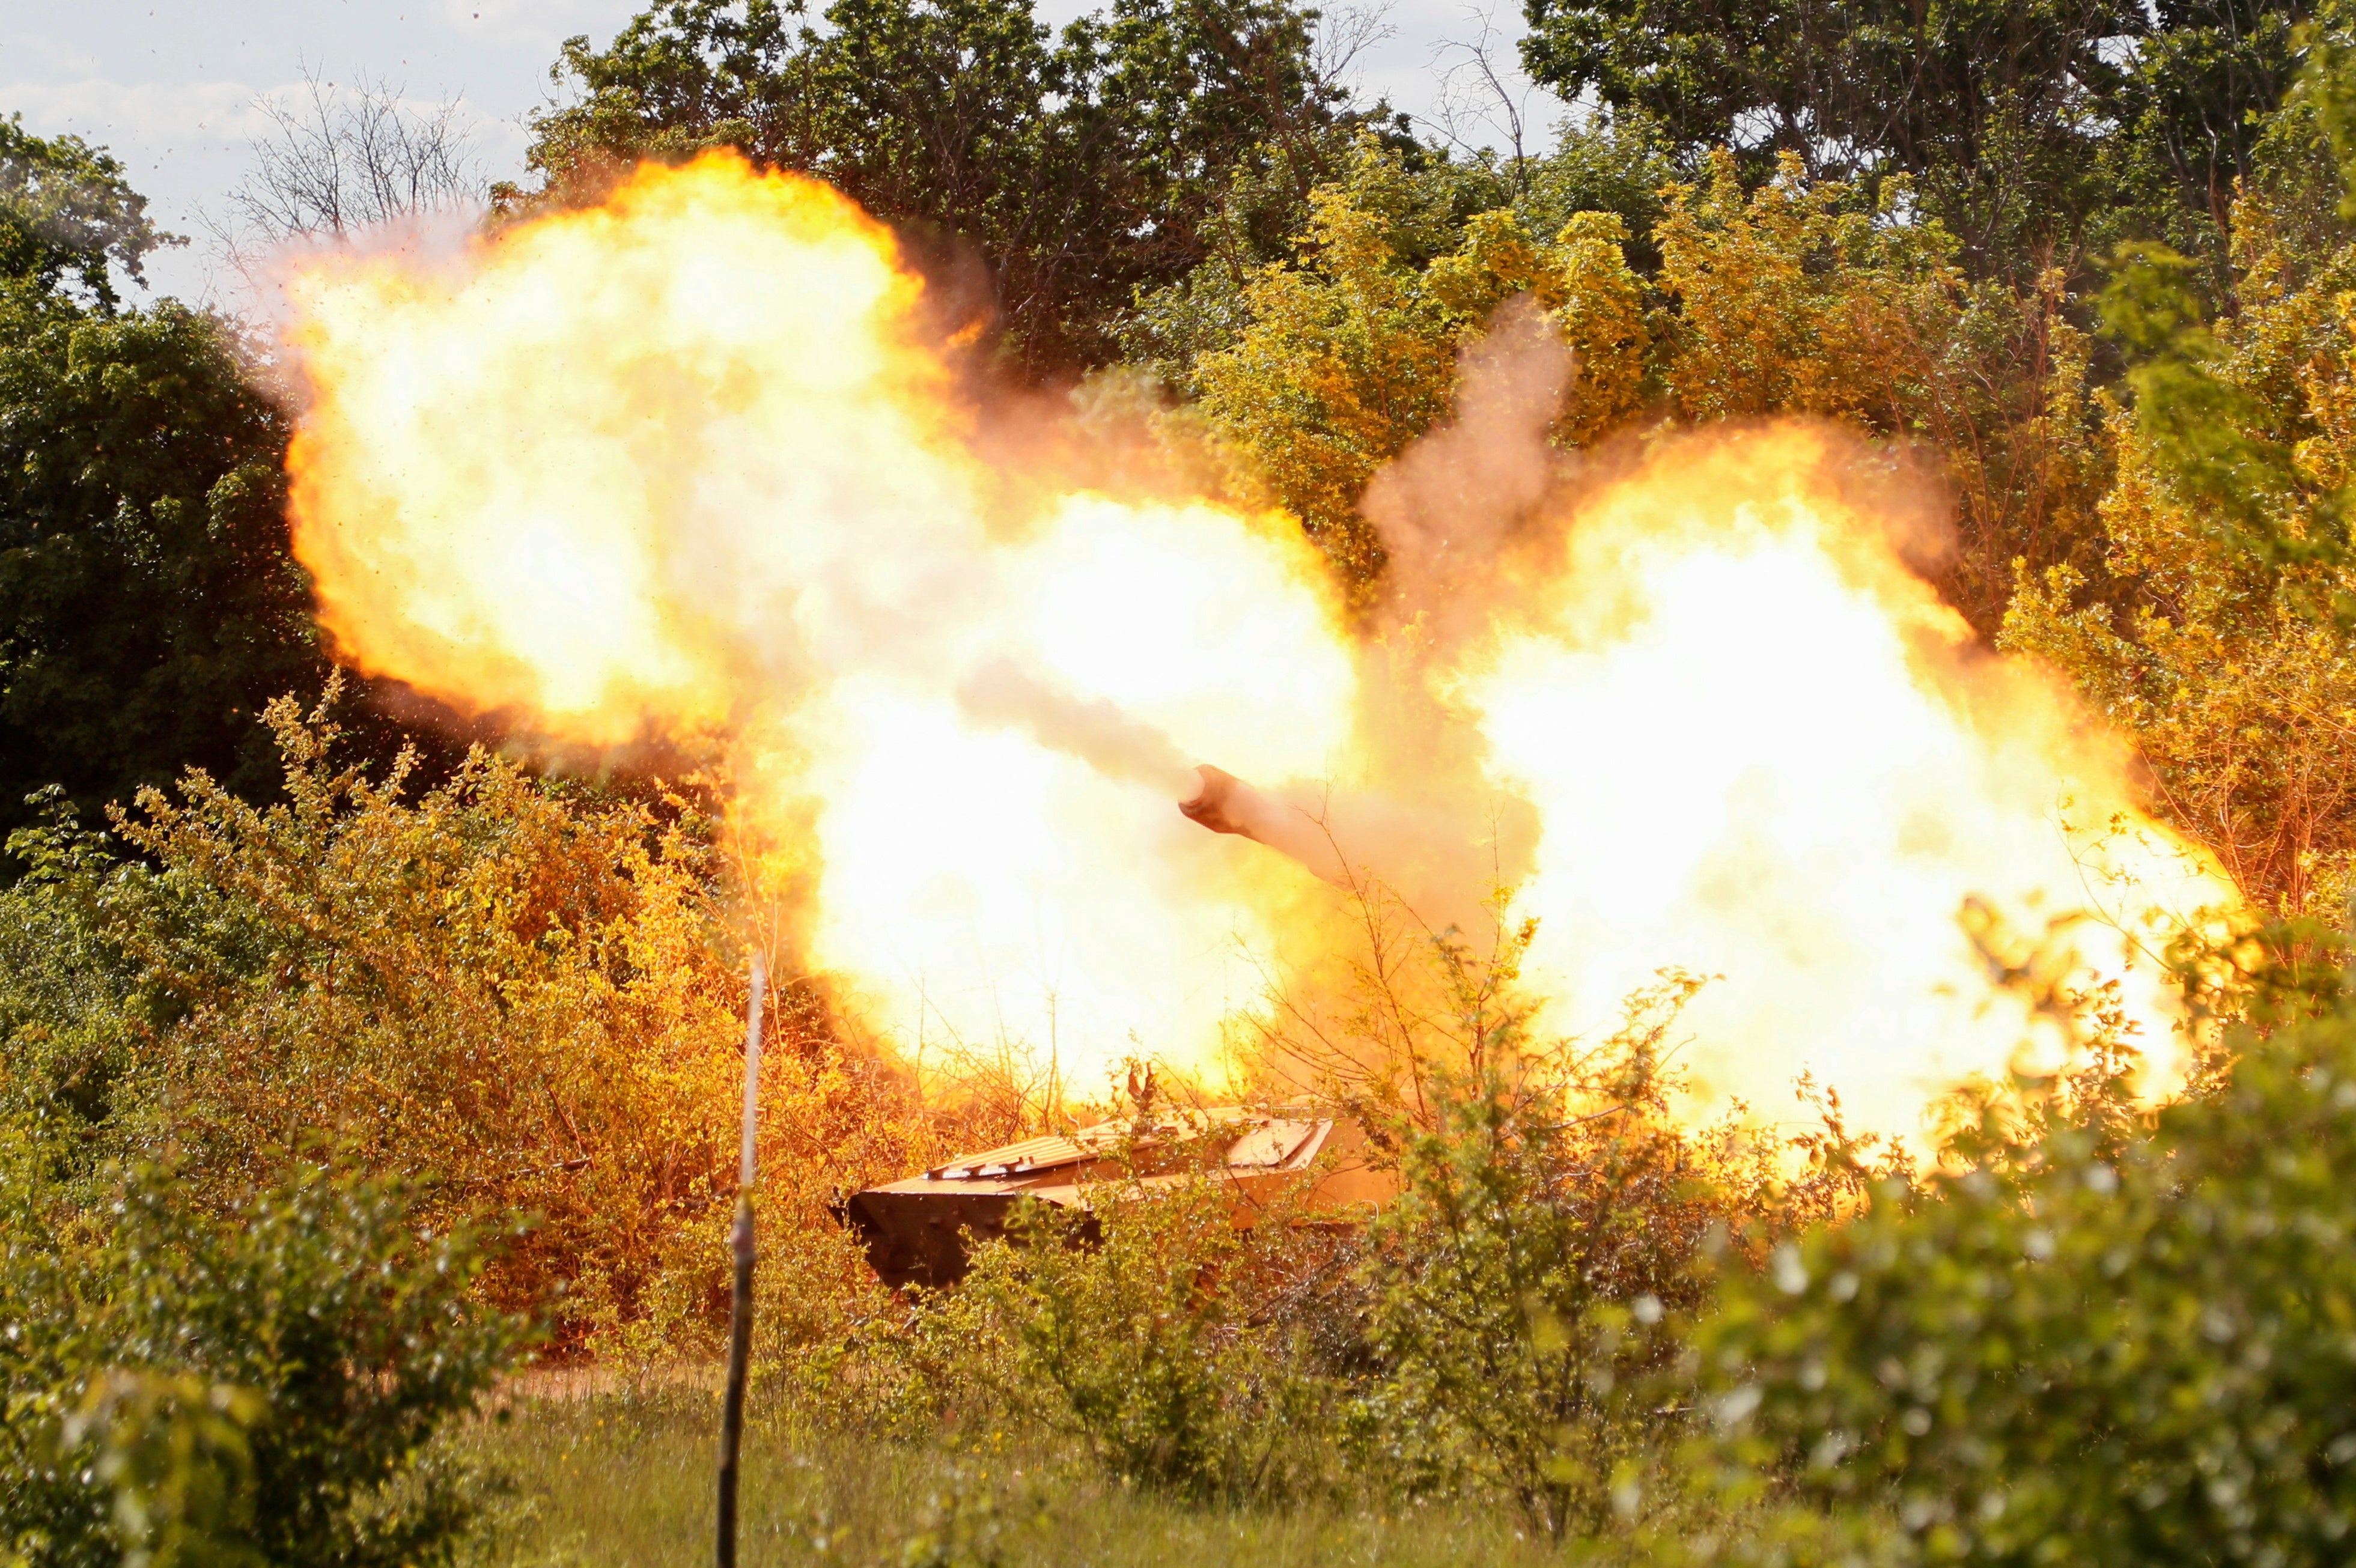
[966,1171,1357,1500]
[1357,999,1725,1539]
[0,1148,526,1567]
[1668,979,2356,1566]
[0,687,973,1351]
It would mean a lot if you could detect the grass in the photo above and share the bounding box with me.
[451,1386,1574,1568]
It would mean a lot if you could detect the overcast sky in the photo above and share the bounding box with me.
[0,0,1558,306]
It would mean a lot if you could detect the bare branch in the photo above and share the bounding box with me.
[203,62,486,299]
[236,64,483,242]
[1310,0,1399,107]
[1426,0,1559,189]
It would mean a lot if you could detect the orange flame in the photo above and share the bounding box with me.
[1465,428,2229,1135]
[282,153,2235,1142]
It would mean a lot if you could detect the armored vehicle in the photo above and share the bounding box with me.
[838,1107,1393,1289]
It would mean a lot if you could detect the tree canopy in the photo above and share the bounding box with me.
[511,0,1363,372]
[0,116,175,309]
[0,290,324,831]
[1518,0,2309,278]
[0,122,332,840]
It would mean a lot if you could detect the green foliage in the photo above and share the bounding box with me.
[2098,237,2339,573]
[1684,994,2356,1567]
[0,284,329,840]
[1127,118,1672,383]
[2088,13,2356,586]
[1164,138,2085,627]
[57,1371,267,1568]
[1361,1086,1672,1537]
[0,123,338,843]
[1350,949,1815,1542]
[0,787,144,1158]
[1518,0,2303,280]
[2011,184,2356,920]
[959,1173,1356,1501]
[0,687,966,1349]
[1649,152,1961,426]
[1,1152,526,1568]
[764,905,1907,1550]
[2000,436,2356,922]
[0,116,175,309]
[1185,143,1493,589]
[516,0,1354,372]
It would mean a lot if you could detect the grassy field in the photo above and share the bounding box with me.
[452,1388,1572,1568]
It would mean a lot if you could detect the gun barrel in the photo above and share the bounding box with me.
[1177,764,1347,884]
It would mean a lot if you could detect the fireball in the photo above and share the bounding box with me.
[280,152,2235,1143]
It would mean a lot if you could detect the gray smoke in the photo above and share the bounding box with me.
[955,657,1200,797]
[1359,294,1573,639]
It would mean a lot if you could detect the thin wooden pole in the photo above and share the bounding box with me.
[717,950,766,1568]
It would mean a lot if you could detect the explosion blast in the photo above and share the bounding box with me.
[281,154,2233,1143]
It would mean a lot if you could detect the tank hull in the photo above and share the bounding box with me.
[838,1112,1394,1289]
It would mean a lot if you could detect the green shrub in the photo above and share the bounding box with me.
[1688,999,2356,1567]
[49,1370,266,1568]
[1,1147,529,1567]
[963,1170,1358,1500]
[1354,967,1764,1543]
[2,684,999,1354]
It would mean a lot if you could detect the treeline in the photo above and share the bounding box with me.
[12,1,2356,1562]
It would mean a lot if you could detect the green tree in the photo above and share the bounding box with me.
[514,0,1353,373]
[1518,0,2307,279]
[0,290,326,838]
[0,119,340,842]
[0,116,175,308]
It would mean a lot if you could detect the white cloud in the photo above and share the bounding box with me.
[0,75,274,151]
